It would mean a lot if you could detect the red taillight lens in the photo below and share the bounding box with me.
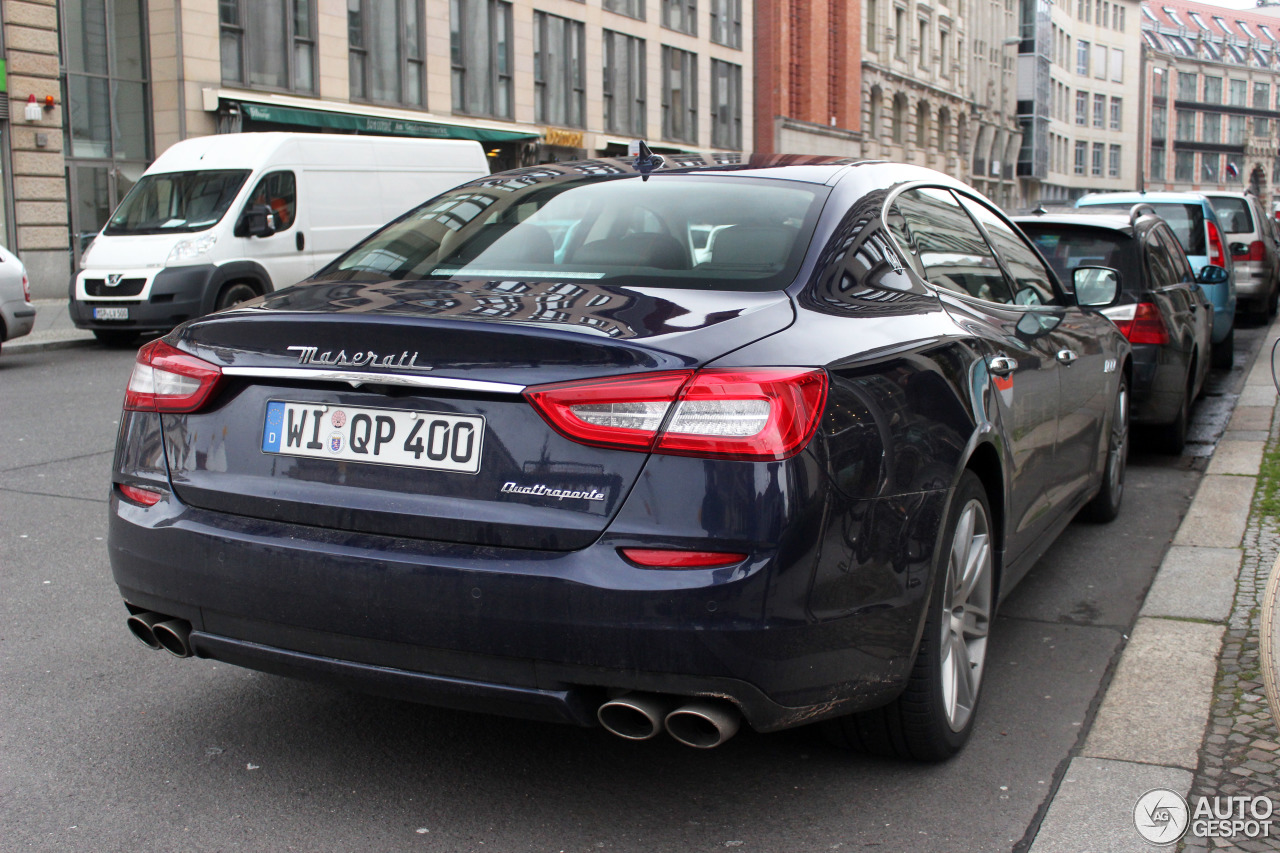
[1208,221,1226,267]
[1233,240,1267,262]
[1110,301,1169,345]
[21,272,30,303]
[525,368,829,461]
[123,339,223,413]
[619,548,748,568]
[117,483,163,506]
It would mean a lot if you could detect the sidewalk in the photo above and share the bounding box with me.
[6,298,97,353]
[1029,321,1280,853]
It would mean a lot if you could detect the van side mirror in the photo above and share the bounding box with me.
[1196,264,1229,285]
[1074,266,1120,307]
[235,204,276,239]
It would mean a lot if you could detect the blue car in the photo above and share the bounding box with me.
[1076,191,1237,367]
[108,155,1131,761]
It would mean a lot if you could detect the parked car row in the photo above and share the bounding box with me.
[70,135,1260,764]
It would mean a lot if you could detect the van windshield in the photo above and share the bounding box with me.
[318,174,828,292]
[104,170,251,236]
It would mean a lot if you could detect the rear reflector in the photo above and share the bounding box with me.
[118,484,163,506]
[124,339,223,413]
[619,548,748,568]
[526,368,828,460]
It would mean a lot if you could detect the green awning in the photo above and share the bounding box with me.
[238,102,539,143]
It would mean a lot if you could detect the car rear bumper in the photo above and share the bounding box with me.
[109,489,934,732]
[0,301,35,340]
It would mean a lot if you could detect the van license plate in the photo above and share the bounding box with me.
[261,401,484,474]
[93,307,129,320]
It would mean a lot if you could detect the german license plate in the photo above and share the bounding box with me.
[93,307,129,320]
[261,401,484,473]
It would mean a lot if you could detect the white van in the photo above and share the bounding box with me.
[69,132,490,343]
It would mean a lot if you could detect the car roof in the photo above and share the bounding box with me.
[1012,210,1164,238]
[1077,191,1213,205]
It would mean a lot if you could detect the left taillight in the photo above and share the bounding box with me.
[21,272,30,303]
[526,367,828,461]
[1208,220,1227,268]
[123,339,223,413]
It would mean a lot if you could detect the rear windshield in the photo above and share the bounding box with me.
[105,170,251,236]
[1077,202,1206,256]
[318,174,829,292]
[1208,197,1254,234]
[1020,224,1142,293]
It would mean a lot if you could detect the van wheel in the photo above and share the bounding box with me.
[823,471,993,761]
[216,282,258,311]
[93,330,137,347]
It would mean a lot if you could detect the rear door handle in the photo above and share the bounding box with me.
[1057,349,1079,365]
[989,355,1018,376]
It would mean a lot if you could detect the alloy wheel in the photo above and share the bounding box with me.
[940,498,993,733]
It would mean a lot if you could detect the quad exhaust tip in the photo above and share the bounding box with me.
[125,611,193,658]
[598,693,742,748]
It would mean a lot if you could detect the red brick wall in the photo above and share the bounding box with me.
[755,0,862,153]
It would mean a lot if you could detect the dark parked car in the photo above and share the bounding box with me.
[1016,207,1215,453]
[109,155,1130,762]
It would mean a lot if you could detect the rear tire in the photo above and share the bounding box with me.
[1212,327,1234,369]
[93,329,137,347]
[1081,376,1128,523]
[824,471,994,761]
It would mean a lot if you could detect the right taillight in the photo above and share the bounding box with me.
[525,368,828,461]
[1104,301,1169,345]
[1208,221,1227,267]
[124,339,223,413]
[1232,240,1267,262]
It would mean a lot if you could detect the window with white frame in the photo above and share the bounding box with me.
[1092,142,1104,176]
[1109,47,1123,82]
[220,0,316,92]
[1093,93,1105,127]
[534,12,585,127]
[1094,44,1107,79]
[1077,39,1090,74]
[1109,144,1121,177]
[1110,96,1121,130]
[1075,140,1087,174]
[1076,90,1088,125]
[451,0,513,118]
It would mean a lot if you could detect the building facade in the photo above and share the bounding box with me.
[860,0,1021,208]
[1141,0,1280,209]
[753,0,861,157]
[1017,0,1141,205]
[9,0,753,297]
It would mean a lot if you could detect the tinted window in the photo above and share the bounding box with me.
[1020,223,1142,294]
[323,175,828,292]
[957,194,1056,305]
[1145,229,1181,290]
[1154,225,1195,282]
[1078,201,1206,255]
[1208,197,1254,233]
[890,187,1014,303]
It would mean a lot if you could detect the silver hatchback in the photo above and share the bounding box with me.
[1205,191,1280,321]
[0,244,35,355]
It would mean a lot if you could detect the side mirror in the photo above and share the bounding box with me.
[235,204,276,239]
[1074,266,1120,307]
[1196,264,1229,285]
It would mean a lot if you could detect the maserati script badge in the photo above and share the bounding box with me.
[286,345,433,372]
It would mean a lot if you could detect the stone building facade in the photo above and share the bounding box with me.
[10,0,754,297]
[1141,0,1280,210]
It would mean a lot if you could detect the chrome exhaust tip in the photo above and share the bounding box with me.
[125,612,164,650]
[665,700,741,749]
[597,693,673,741]
[152,619,193,658]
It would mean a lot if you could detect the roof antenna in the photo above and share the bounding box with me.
[628,139,664,180]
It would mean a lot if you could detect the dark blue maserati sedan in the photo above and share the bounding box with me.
[109,154,1130,761]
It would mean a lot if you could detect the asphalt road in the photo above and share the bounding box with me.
[0,327,1264,853]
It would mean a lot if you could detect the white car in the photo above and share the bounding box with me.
[0,244,34,355]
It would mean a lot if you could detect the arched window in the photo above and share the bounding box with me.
[916,101,931,149]
[893,93,908,144]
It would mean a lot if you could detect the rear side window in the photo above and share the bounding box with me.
[889,187,1014,304]
[956,194,1056,305]
[1153,225,1195,282]
[1208,197,1254,233]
